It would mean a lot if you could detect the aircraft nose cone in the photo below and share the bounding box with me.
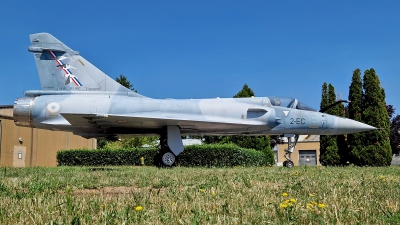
[336,117,377,134]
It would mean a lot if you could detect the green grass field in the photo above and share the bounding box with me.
[0,166,399,224]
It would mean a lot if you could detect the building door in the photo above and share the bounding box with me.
[13,146,26,167]
[298,150,317,166]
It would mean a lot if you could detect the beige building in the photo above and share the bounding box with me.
[273,135,320,166]
[0,106,96,167]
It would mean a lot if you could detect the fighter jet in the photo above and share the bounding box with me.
[13,33,376,167]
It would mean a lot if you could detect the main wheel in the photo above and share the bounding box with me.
[161,151,176,166]
[285,160,294,168]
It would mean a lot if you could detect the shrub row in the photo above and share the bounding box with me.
[57,144,273,167]
[57,148,159,166]
[177,144,272,167]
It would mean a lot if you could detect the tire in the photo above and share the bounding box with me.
[286,160,294,168]
[161,151,176,166]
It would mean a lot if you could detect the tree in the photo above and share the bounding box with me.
[116,74,137,92]
[351,69,392,166]
[387,105,400,155]
[348,69,364,164]
[233,83,255,98]
[389,118,400,155]
[319,83,341,166]
[386,105,395,119]
[336,97,349,165]
[320,83,328,112]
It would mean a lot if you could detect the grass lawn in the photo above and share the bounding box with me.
[0,166,399,224]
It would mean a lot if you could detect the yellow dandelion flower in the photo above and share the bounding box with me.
[309,193,315,197]
[380,175,385,179]
[290,198,297,203]
[282,192,289,197]
[199,189,205,193]
[212,191,216,196]
[135,206,143,211]
[280,203,288,209]
[172,202,175,205]
[318,203,326,209]
[284,199,290,204]
[307,203,313,210]
[100,204,104,208]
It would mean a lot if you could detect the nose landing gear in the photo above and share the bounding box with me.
[283,135,299,168]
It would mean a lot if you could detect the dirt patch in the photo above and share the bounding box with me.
[67,185,196,199]
[65,186,171,199]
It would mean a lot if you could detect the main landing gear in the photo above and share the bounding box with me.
[158,126,184,166]
[159,133,176,166]
[283,135,299,168]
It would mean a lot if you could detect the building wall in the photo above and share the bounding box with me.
[0,108,96,167]
[276,141,320,166]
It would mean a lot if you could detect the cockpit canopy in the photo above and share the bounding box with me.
[267,96,317,111]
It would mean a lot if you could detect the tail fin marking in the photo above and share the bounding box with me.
[48,50,82,87]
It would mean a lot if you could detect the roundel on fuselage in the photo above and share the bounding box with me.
[47,102,60,114]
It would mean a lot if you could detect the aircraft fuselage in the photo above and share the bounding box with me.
[14,92,369,139]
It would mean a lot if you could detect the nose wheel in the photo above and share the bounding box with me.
[283,160,294,168]
[283,135,299,168]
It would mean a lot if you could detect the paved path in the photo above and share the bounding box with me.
[392,155,400,166]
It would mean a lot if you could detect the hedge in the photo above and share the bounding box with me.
[57,148,159,166]
[176,144,273,167]
[56,144,274,167]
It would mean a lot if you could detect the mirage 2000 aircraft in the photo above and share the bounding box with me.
[12,33,376,167]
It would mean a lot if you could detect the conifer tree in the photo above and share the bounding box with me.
[319,83,340,165]
[336,99,349,165]
[233,83,255,97]
[357,69,392,166]
[320,83,328,112]
[348,69,364,164]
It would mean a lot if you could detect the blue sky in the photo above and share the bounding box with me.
[1,1,399,113]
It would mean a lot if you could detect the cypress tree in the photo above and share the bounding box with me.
[320,83,328,111]
[358,69,392,166]
[348,69,364,164]
[336,100,349,165]
[319,83,328,165]
[319,83,341,165]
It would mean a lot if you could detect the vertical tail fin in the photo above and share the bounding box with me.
[28,33,141,95]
